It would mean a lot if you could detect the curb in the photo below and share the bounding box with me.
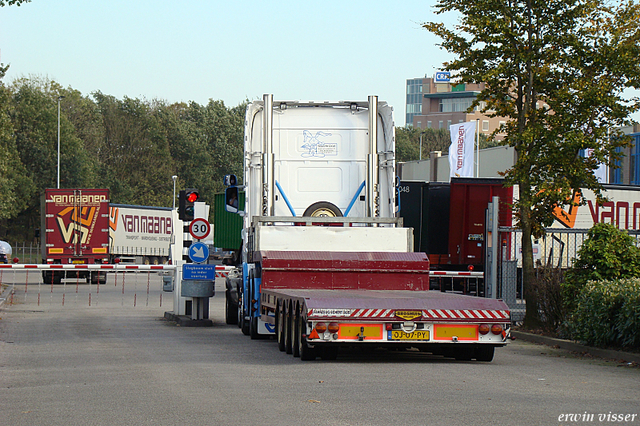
[511,330,640,364]
[164,311,213,327]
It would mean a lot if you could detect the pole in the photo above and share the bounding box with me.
[419,132,423,161]
[172,175,178,209]
[475,118,480,177]
[57,97,61,189]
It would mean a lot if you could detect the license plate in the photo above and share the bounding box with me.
[72,260,86,264]
[388,330,430,341]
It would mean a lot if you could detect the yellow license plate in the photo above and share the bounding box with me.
[433,325,478,341]
[388,330,430,340]
[72,260,86,264]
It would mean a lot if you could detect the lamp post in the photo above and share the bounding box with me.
[57,96,65,189]
[172,175,178,209]
[419,131,425,161]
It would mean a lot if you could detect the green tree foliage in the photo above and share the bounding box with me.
[396,126,492,163]
[0,75,248,240]
[0,68,32,221]
[563,223,640,311]
[424,0,640,327]
[0,0,31,5]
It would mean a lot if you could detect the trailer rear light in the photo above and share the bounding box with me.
[386,323,393,331]
[315,323,327,333]
[479,324,491,335]
[327,322,339,333]
[491,324,503,335]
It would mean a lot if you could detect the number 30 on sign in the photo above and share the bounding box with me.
[189,218,210,240]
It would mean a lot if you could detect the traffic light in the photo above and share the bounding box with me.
[178,188,199,221]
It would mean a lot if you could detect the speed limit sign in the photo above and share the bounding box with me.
[189,218,210,240]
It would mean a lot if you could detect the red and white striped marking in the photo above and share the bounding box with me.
[308,307,510,321]
[0,264,232,277]
[350,308,395,319]
[423,309,510,321]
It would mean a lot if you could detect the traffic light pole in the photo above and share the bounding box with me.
[166,201,214,325]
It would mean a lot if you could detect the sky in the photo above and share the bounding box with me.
[0,0,453,127]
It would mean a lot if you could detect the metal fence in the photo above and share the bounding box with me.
[3,242,41,264]
[496,227,640,321]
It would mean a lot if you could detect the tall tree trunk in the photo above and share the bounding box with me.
[520,189,541,328]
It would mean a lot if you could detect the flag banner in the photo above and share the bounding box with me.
[449,121,476,179]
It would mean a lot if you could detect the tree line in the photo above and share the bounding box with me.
[0,74,246,241]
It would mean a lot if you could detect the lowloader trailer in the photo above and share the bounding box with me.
[223,95,511,361]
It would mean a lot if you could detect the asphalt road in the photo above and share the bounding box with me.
[0,273,638,426]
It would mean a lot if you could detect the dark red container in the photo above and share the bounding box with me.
[448,178,513,267]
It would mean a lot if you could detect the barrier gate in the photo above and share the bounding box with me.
[0,264,231,309]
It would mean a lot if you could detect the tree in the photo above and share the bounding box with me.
[0,0,31,5]
[424,0,640,327]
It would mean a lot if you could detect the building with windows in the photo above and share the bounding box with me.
[405,75,506,139]
[612,124,640,184]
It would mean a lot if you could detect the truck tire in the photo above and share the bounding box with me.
[225,290,238,325]
[474,345,495,362]
[249,272,260,340]
[454,346,474,361]
[239,294,250,336]
[276,303,286,352]
[303,201,342,217]
[284,304,293,354]
[291,305,300,357]
[297,311,317,361]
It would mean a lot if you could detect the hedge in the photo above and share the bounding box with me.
[567,278,640,349]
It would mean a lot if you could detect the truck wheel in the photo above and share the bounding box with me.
[474,346,495,362]
[291,306,300,358]
[250,316,260,340]
[276,303,286,352]
[249,272,260,339]
[239,295,250,335]
[454,346,474,361]
[297,313,316,361]
[225,291,238,325]
[303,201,343,217]
[284,304,293,354]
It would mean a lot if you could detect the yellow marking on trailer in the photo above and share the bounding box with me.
[337,324,383,340]
[433,324,478,341]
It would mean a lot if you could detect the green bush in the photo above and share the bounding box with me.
[567,278,640,349]
[563,223,640,312]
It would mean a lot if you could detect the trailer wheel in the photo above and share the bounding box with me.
[276,303,286,352]
[249,271,260,340]
[454,346,474,361]
[225,290,238,325]
[291,305,301,358]
[239,294,250,336]
[297,311,317,361]
[284,304,293,354]
[474,345,495,362]
[303,201,343,218]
